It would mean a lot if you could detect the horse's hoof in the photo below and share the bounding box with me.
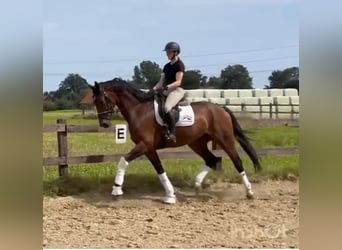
[163,196,176,204]
[111,186,123,196]
[246,190,254,199]
[195,183,201,196]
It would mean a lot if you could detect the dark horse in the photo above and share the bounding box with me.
[89,78,261,204]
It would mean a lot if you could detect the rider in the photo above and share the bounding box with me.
[152,41,185,143]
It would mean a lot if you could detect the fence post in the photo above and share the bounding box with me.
[241,103,246,112]
[57,119,68,177]
[269,103,273,119]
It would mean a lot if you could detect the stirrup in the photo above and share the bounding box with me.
[166,133,176,142]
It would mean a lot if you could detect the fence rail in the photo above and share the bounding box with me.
[43,147,299,167]
[43,123,116,133]
[43,119,299,176]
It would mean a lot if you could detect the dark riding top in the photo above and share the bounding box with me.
[163,59,185,85]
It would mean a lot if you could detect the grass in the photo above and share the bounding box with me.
[246,126,299,148]
[43,155,299,196]
[43,109,299,196]
[43,109,94,125]
[43,109,124,125]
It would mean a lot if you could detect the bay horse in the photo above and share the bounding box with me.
[89,78,261,204]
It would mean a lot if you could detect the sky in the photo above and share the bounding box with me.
[43,0,299,92]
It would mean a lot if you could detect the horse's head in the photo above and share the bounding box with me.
[89,81,116,128]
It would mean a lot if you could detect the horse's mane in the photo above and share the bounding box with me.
[100,78,155,102]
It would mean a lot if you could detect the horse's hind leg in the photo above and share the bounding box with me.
[215,133,254,199]
[188,135,221,189]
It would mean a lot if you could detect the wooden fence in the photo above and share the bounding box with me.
[43,119,299,177]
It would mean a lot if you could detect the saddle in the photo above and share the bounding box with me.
[154,92,193,127]
[155,93,178,122]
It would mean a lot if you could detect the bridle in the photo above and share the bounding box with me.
[94,91,115,116]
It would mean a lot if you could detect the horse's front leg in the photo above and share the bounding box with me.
[111,141,147,196]
[145,150,176,204]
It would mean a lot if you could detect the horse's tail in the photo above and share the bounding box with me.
[224,107,262,172]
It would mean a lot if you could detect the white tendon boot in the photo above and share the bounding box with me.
[241,171,254,199]
[194,165,211,189]
[158,172,176,204]
[111,157,128,196]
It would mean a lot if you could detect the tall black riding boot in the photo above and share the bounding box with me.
[165,111,176,143]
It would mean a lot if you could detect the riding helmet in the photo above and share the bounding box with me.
[163,41,180,54]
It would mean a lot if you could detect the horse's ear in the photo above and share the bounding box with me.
[94,81,100,89]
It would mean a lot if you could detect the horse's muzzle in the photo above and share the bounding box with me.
[99,119,111,128]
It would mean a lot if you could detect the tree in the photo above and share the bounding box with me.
[267,70,283,88]
[132,61,162,89]
[132,65,144,85]
[182,70,202,89]
[51,73,89,109]
[267,66,299,89]
[43,99,57,111]
[57,73,89,97]
[55,96,74,110]
[200,75,208,88]
[284,77,299,92]
[207,76,223,89]
[220,64,253,89]
[283,67,299,93]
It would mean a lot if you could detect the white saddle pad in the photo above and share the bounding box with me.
[154,100,195,127]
